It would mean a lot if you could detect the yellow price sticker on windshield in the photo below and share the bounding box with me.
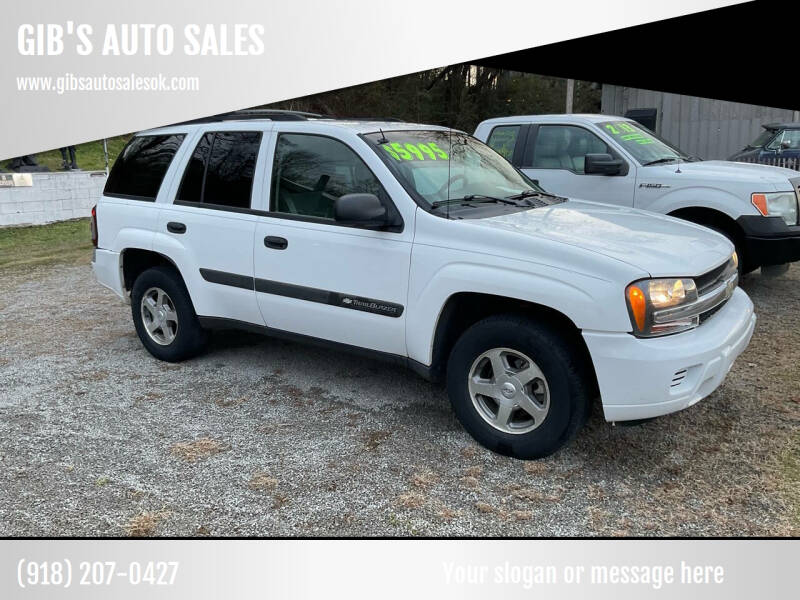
[604,122,655,144]
[383,142,448,161]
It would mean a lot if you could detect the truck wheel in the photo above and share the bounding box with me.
[130,266,208,362]
[446,315,591,459]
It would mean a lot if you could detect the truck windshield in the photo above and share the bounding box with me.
[363,130,542,207]
[746,128,778,149]
[597,120,692,166]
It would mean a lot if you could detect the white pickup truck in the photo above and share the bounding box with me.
[475,114,800,274]
[92,111,755,459]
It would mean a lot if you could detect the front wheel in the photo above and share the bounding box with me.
[130,266,208,362]
[446,315,592,459]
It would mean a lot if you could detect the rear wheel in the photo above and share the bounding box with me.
[446,314,592,459]
[131,266,208,362]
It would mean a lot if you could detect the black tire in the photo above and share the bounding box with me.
[130,266,208,362]
[705,225,748,276]
[446,314,592,460]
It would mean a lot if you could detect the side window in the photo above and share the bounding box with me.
[486,125,520,161]
[176,131,262,209]
[104,134,184,200]
[270,133,387,220]
[766,131,784,151]
[784,130,800,149]
[527,125,611,174]
[768,130,800,150]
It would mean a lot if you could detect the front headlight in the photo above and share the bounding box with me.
[751,191,798,226]
[626,277,699,337]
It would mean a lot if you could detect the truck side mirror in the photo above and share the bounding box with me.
[334,193,389,228]
[584,153,624,175]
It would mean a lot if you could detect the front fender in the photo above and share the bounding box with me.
[405,260,633,366]
[646,186,754,220]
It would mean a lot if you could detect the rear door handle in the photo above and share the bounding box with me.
[167,222,186,234]
[264,236,288,250]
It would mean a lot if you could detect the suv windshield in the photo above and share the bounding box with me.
[363,130,542,207]
[597,120,692,166]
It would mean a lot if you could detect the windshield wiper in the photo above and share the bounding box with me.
[643,157,683,166]
[507,189,559,200]
[430,195,519,209]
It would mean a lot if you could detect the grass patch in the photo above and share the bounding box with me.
[0,218,92,270]
[170,438,227,462]
[125,511,168,537]
[1,135,131,172]
[248,472,278,491]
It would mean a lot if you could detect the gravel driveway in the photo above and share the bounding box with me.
[0,259,798,536]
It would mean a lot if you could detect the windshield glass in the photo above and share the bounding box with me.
[597,120,690,165]
[363,130,541,207]
[748,128,777,148]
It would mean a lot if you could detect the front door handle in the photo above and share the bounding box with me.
[264,236,288,250]
[167,222,186,234]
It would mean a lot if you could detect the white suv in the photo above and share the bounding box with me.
[475,114,800,274]
[92,111,755,459]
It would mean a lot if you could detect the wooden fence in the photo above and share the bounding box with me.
[733,156,800,171]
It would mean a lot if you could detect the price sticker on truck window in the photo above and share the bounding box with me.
[382,142,449,161]
[604,122,655,145]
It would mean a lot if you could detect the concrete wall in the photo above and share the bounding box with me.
[601,85,799,160]
[0,171,106,227]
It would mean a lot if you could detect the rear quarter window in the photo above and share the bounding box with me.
[104,134,185,200]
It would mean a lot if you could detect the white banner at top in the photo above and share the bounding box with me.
[0,0,743,159]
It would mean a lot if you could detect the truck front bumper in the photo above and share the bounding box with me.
[583,287,755,422]
[737,215,800,267]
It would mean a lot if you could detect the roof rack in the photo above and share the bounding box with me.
[331,116,406,122]
[172,110,408,127]
[176,109,327,125]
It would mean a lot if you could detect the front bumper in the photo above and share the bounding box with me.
[583,287,755,422]
[737,215,800,267]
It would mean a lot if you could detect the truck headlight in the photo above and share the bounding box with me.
[626,277,699,337]
[751,191,798,226]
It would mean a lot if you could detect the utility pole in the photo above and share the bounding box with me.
[565,79,574,113]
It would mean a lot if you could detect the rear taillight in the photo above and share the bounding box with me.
[90,205,98,248]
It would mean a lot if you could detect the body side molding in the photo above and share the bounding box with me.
[199,269,404,317]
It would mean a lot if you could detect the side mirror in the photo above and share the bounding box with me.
[334,193,389,228]
[584,153,624,175]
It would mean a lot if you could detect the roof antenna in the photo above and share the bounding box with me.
[377,128,389,144]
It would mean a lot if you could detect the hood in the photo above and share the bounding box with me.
[645,159,796,188]
[476,199,733,277]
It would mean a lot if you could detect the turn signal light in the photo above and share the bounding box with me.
[751,193,768,216]
[627,284,647,331]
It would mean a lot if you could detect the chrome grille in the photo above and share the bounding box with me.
[696,257,738,323]
[695,256,737,296]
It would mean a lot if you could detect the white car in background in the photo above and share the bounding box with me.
[475,114,800,274]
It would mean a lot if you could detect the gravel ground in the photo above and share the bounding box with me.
[0,259,798,537]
